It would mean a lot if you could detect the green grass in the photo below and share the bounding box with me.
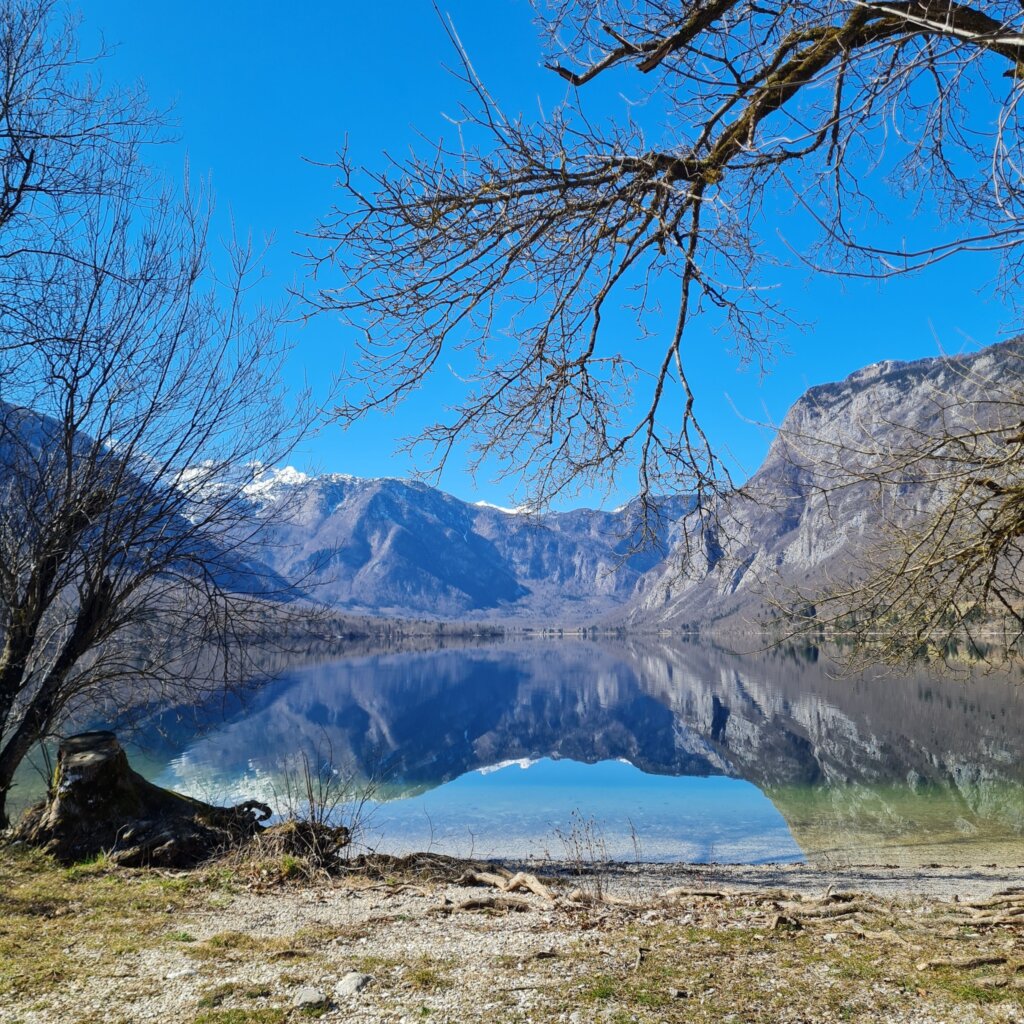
[193,1011,286,1024]
[0,845,201,1000]
[189,931,307,961]
[404,956,453,992]
[198,981,275,1008]
[583,975,618,1000]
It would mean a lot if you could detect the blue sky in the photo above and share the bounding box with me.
[79,1,1015,510]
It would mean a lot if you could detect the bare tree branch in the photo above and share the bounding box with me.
[302,1,1024,544]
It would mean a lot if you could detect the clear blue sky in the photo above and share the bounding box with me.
[79,1,1015,510]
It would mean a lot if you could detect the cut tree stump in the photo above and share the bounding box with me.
[13,731,271,867]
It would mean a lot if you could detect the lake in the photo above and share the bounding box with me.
[123,638,1024,868]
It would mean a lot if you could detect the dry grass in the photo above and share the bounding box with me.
[4,842,1024,1023]
[0,846,205,1001]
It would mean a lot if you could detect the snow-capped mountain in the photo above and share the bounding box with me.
[246,471,693,621]
[237,341,1024,627]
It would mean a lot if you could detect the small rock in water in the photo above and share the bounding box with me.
[335,971,373,997]
[291,985,329,1009]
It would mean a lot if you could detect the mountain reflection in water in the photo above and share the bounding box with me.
[154,639,1024,867]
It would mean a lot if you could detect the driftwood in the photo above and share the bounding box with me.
[436,894,534,914]
[504,871,556,902]
[459,869,514,888]
[958,913,1024,929]
[661,887,732,900]
[916,955,1009,971]
[453,867,650,910]
[770,913,804,931]
[458,869,556,904]
[13,732,271,868]
[851,927,920,949]
[776,900,873,920]
[963,895,1024,910]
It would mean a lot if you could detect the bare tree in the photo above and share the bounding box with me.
[304,1,1024,533]
[0,1,155,265]
[0,4,312,825]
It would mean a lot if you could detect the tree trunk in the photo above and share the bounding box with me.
[12,731,271,866]
[0,777,11,829]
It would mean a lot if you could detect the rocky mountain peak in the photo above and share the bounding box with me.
[627,339,1024,629]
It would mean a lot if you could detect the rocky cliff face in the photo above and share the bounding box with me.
[628,340,1024,629]
[245,471,692,621]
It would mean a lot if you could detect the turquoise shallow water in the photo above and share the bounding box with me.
[361,756,802,862]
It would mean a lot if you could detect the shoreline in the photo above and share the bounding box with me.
[6,847,1024,1023]
[523,859,1024,901]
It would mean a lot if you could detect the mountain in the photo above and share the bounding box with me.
[627,340,1024,630]
[244,471,693,621]
[5,343,1015,627]
[0,402,296,604]
[241,341,1022,627]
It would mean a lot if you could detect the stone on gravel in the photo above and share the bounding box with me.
[335,971,373,997]
[291,985,329,1009]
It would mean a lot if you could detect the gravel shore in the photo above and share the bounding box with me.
[6,852,1024,1024]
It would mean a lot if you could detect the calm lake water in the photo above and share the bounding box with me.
[128,638,1024,868]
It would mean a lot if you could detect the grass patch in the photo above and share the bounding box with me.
[404,956,452,992]
[929,968,1024,1007]
[198,981,275,1008]
[0,844,202,1000]
[188,922,367,964]
[583,975,618,1000]
[190,931,307,961]
[193,1011,286,1024]
[550,916,1024,1023]
[352,953,402,974]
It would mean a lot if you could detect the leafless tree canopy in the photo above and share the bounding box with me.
[0,2,311,824]
[0,1,154,264]
[305,0,1024,525]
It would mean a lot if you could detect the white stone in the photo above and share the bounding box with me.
[335,971,373,998]
[291,985,328,1009]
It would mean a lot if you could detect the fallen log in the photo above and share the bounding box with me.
[435,894,534,914]
[458,870,515,888]
[777,900,873,920]
[661,887,732,900]
[457,868,556,903]
[503,871,556,902]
